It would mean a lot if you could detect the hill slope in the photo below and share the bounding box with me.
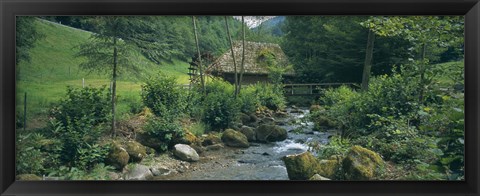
[17,19,191,125]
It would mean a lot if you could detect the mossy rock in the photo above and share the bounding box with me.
[202,133,222,146]
[313,115,336,129]
[16,174,42,180]
[106,143,130,170]
[255,125,287,142]
[282,151,321,180]
[221,129,249,148]
[342,145,385,180]
[239,126,256,142]
[317,159,342,179]
[125,140,147,162]
[239,113,251,125]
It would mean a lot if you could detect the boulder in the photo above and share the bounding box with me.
[136,132,167,152]
[255,125,288,142]
[202,134,222,146]
[313,115,336,129]
[342,145,385,180]
[125,141,147,162]
[106,143,130,170]
[16,174,42,180]
[282,151,320,180]
[150,166,172,176]
[173,144,200,162]
[221,129,249,148]
[309,174,331,180]
[205,143,224,151]
[260,117,275,124]
[317,159,341,179]
[239,126,256,142]
[239,113,251,125]
[124,164,153,180]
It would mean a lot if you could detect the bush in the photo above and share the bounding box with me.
[47,117,108,170]
[203,89,240,131]
[141,73,186,119]
[50,86,110,127]
[142,116,184,151]
[16,133,46,175]
[238,85,260,114]
[253,83,286,111]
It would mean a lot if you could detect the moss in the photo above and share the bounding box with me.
[106,142,130,170]
[125,141,147,162]
[202,133,222,146]
[342,145,385,180]
[317,159,341,179]
[16,174,42,180]
[221,129,249,148]
[283,152,321,180]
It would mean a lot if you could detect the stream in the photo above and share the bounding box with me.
[164,107,333,180]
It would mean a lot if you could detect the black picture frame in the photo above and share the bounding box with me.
[1,0,479,195]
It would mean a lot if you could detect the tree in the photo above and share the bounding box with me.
[238,16,246,94]
[361,29,376,91]
[224,16,239,97]
[363,16,464,101]
[16,17,44,64]
[192,16,206,93]
[76,16,156,137]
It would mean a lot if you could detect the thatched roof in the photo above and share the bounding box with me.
[208,41,293,75]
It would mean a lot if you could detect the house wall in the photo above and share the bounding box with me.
[221,73,295,85]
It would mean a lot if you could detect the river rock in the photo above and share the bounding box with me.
[106,143,130,170]
[173,144,199,162]
[317,159,342,179]
[255,125,288,142]
[107,172,121,180]
[125,140,147,162]
[221,129,249,148]
[260,117,276,124]
[282,151,320,180]
[309,174,331,180]
[342,145,385,180]
[205,143,224,151]
[16,174,42,180]
[124,164,153,180]
[202,133,222,146]
[239,126,256,142]
[239,113,251,125]
[136,131,167,152]
[150,166,172,176]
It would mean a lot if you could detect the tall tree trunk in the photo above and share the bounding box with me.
[239,16,246,95]
[419,43,427,102]
[225,16,238,97]
[192,16,205,94]
[111,36,118,138]
[361,29,375,91]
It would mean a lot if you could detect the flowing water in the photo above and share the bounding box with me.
[167,108,332,180]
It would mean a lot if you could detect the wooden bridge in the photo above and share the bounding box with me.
[283,83,358,96]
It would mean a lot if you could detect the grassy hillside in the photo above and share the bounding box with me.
[17,19,191,128]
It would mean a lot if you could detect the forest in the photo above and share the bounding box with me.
[15,16,464,181]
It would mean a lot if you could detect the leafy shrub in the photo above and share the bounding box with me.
[48,163,115,180]
[47,117,108,170]
[202,90,240,131]
[315,136,351,159]
[253,83,286,111]
[16,133,46,175]
[141,73,186,119]
[238,85,260,114]
[50,86,111,127]
[142,116,184,151]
